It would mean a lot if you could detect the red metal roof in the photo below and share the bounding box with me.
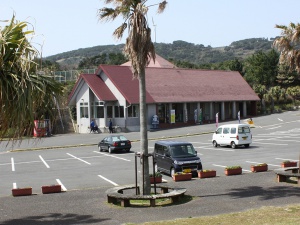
[68,74,117,104]
[99,65,154,104]
[69,64,259,105]
[145,68,260,103]
[97,65,259,103]
[82,74,117,101]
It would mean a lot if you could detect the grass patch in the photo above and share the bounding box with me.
[127,204,300,225]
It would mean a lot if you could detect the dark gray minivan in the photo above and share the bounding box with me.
[153,140,202,177]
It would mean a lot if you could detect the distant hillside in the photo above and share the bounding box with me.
[45,37,276,69]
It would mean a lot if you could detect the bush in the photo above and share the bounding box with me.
[225,166,242,170]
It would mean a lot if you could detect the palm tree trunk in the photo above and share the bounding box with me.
[262,99,266,114]
[139,68,150,195]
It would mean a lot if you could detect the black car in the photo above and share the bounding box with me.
[153,140,202,177]
[98,135,131,154]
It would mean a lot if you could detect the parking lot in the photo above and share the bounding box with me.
[0,111,299,197]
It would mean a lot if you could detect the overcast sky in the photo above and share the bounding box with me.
[1,0,300,57]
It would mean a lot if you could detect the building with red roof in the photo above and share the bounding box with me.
[68,55,259,133]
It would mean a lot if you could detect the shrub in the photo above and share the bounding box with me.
[202,169,216,172]
[225,166,242,170]
[149,172,162,177]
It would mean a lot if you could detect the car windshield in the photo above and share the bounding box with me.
[112,135,127,142]
[170,144,196,157]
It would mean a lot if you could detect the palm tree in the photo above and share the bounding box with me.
[273,22,300,75]
[266,87,279,113]
[286,86,300,105]
[98,0,167,195]
[0,15,62,141]
[270,86,283,105]
[253,84,267,114]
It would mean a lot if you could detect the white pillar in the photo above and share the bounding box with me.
[197,102,201,124]
[209,102,213,121]
[232,101,236,119]
[221,102,225,121]
[183,103,187,123]
[243,102,247,117]
[169,103,172,124]
[104,105,107,127]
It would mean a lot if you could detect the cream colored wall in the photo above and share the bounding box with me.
[76,82,90,133]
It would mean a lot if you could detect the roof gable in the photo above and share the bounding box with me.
[98,65,155,104]
[68,73,117,105]
[121,54,175,68]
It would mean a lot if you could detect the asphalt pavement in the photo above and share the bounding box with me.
[1,112,300,225]
[0,114,262,152]
[0,121,216,152]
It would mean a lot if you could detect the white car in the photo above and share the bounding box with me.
[212,124,252,149]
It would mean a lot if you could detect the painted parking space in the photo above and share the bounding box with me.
[1,117,300,197]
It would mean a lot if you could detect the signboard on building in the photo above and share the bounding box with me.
[170,110,175,124]
[152,114,159,128]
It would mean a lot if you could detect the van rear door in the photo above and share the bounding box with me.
[237,125,252,144]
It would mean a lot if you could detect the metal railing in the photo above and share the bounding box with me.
[53,69,96,82]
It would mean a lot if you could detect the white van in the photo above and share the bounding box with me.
[212,124,252,149]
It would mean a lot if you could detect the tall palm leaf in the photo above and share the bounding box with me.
[0,15,62,141]
[98,0,167,194]
[273,22,300,75]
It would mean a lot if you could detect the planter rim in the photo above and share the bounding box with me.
[225,167,242,170]
[12,187,32,190]
[42,184,61,187]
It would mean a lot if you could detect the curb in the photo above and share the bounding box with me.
[9,131,214,152]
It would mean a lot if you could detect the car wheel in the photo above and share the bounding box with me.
[126,148,130,153]
[231,141,236,149]
[108,147,112,154]
[213,140,218,147]
[244,144,250,148]
[98,145,102,152]
[170,168,176,177]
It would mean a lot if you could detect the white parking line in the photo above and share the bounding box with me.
[278,118,283,122]
[265,126,281,130]
[266,164,281,167]
[261,120,300,128]
[98,175,118,186]
[93,151,131,161]
[266,138,300,143]
[11,158,15,171]
[189,142,212,145]
[275,158,299,162]
[245,161,279,167]
[213,164,251,173]
[205,148,235,152]
[66,153,91,165]
[245,161,281,167]
[39,155,50,168]
[253,142,288,146]
[212,164,226,168]
[56,179,67,191]
[245,161,263,165]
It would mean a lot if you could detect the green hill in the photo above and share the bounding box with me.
[45,37,276,69]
